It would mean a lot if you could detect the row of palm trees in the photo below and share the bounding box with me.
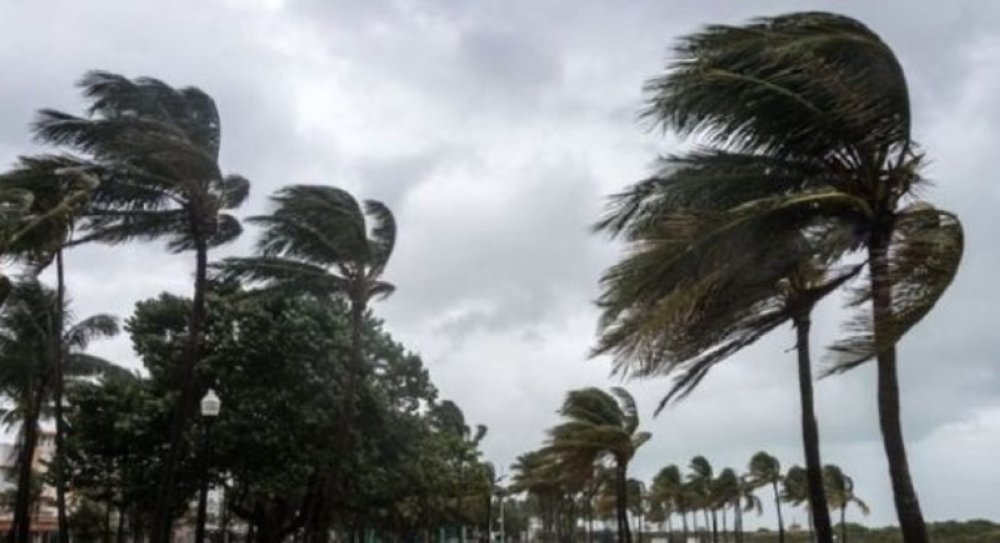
[511,387,650,543]
[508,387,867,543]
[593,12,963,543]
[645,452,868,543]
[0,71,399,543]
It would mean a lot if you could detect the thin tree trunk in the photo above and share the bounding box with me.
[615,462,631,543]
[771,482,784,543]
[54,250,69,543]
[11,384,46,543]
[840,506,846,543]
[721,507,727,543]
[681,512,688,543]
[793,313,833,543]
[710,511,717,543]
[153,237,210,543]
[869,232,928,543]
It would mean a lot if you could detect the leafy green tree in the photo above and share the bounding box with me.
[823,465,869,543]
[32,71,250,543]
[609,13,963,542]
[65,375,171,543]
[544,387,650,543]
[0,279,120,543]
[216,185,395,542]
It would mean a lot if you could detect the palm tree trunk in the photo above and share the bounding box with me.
[54,249,70,543]
[153,237,210,543]
[615,462,631,543]
[681,511,688,543]
[840,505,847,543]
[793,313,833,543]
[11,384,46,543]
[870,232,929,543]
[721,507,727,543]
[710,510,717,543]
[771,482,784,543]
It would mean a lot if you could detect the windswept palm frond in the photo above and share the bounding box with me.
[827,204,963,372]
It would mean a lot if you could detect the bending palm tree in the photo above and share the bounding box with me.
[544,387,651,543]
[824,465,869,543]
[598,13,962,542]
[0,279,121,543]
[745,452,785,543]
[1,155,99,543]
[32,71,249,542]
[649,465,683,542]
[216,185,395,541]
[781,466,812,537]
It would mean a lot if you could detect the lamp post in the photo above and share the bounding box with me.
[195,389,221,543]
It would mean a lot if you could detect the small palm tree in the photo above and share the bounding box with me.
[712,468,739,543]
[781,466,812,536]
[824,465,869,543]
[32,71,249,542]
[0,279,120,543]
[745,452,785,543]
[687,457,716,543]
[649,465,684,541]
[544,387,651,543]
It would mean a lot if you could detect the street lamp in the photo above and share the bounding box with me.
[195,389,221,543]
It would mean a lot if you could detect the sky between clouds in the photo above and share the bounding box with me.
[2,0,999,528]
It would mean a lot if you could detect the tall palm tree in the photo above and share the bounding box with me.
[1,155,100,543]
[32,71,250,542]
[823,465,869,543]
[598,13,962,542]
[0,279,121,543]
[745,452,785,543]
[215,185,395,541]
[544,387,651,543]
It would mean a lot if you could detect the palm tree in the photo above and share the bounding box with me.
[733,476,762,543]
[686,457,715,543]
[649,465,683,542]
[1,155,101,543]
[32,71,250,542]
[712,468,739,543]
[544,387,651,543]
[627,13,963,542]
[215,185,395,541]
[745,452,784,543]
[0,279,121,543]
[823,465,869,543]
[781,466,811,537]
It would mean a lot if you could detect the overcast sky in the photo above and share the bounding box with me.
[2,0,999,529]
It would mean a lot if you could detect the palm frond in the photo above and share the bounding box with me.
[642,12,910,163]
[826,205,963,373]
